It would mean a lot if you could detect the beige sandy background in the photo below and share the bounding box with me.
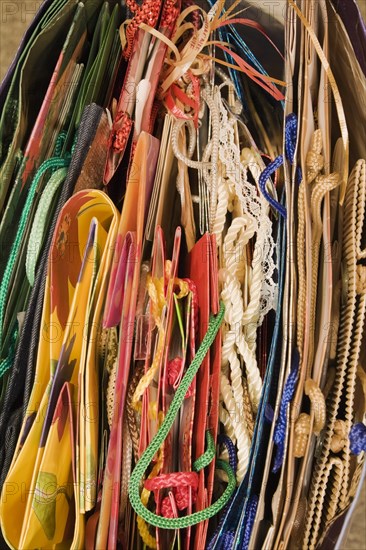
[0,1,365,549]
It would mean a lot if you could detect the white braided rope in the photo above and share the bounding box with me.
[219,268,252,482]
[242,242,262,328]
[214,88,275,478]
[220,268,262,409]
[223,215,254,281]
[237,332,263,410]
[170,86,276,483]
[212,175,230,247]
[219,403,237,445]
[221,324,235,378]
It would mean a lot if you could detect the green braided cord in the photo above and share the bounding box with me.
[193,431,216,472]
[53,132,65,158]
[128,301,236,529]
[25,167,67,286]
[0,328,18,377]
[0,154,69,364]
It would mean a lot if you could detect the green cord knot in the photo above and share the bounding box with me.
[128,302,236,530]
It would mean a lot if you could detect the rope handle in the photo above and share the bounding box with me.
[258,113,301,220]
[0,132,71,371]
[128,301,237,529]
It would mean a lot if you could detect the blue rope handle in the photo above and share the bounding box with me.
[259,113,301,219]
[272,349,300,473]
[259,155,287,219]
[206,435,238,550]
[241,495,259,550]
[350,423,366,455]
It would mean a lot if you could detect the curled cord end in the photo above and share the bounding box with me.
[258,155,287,219]
[258,113,302,218]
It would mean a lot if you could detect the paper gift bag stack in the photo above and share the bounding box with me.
[0,0,365,548]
